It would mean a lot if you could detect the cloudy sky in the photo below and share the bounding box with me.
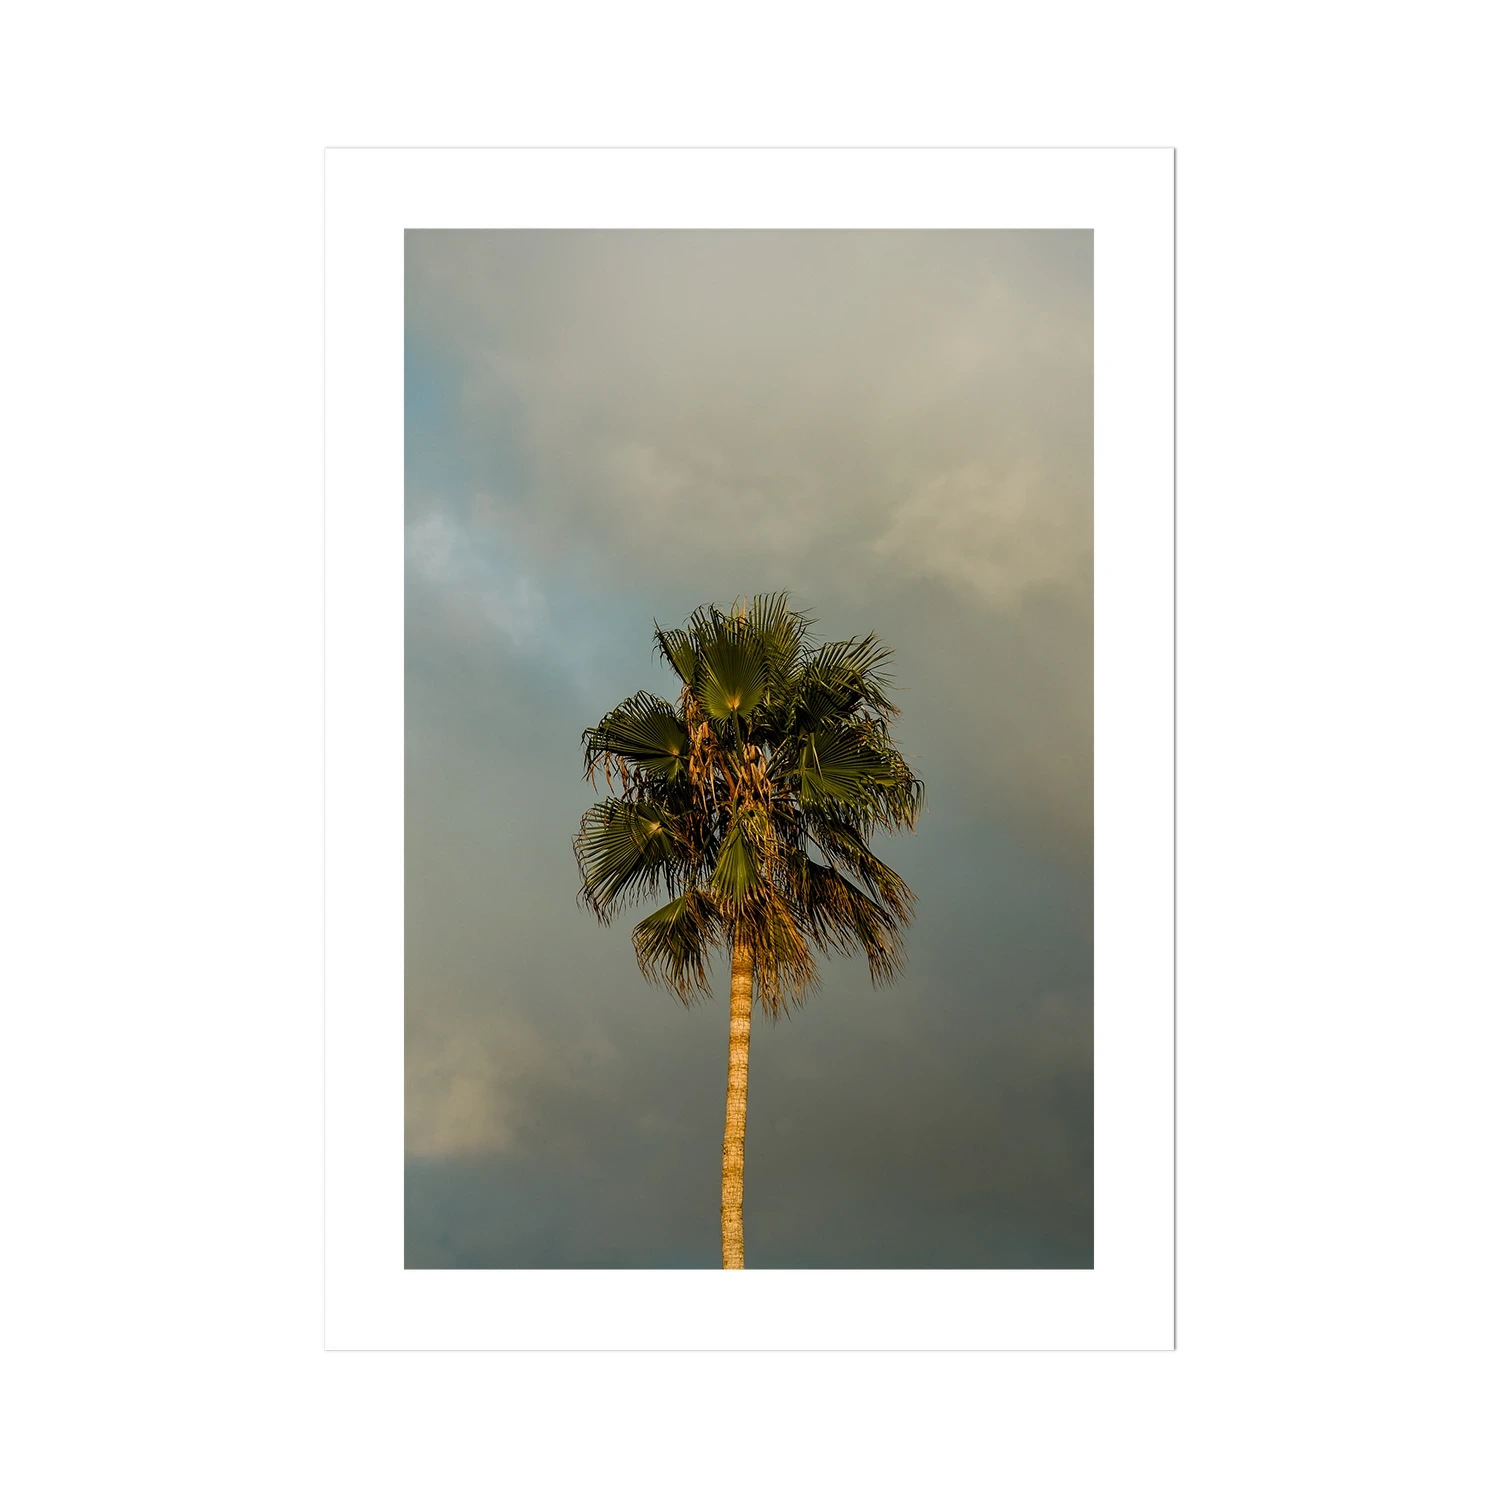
[405,230,1092,1268]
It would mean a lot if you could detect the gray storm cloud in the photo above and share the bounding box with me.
[406,230,1090,602]
[405,230,1093,1268]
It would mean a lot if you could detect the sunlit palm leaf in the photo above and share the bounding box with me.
[804,635,897,715]
[575,799,678,916]
[792,857,908,985]
[653,626,698,686]
[802,817,918,920]
[709,815,760,907]
[583,691,690,779]
[747,592,813,694]
[796,726,899,807]
[693,620,768,722]
[633,890,722,1002]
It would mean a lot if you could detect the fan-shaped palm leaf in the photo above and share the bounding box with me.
[583,691,690,780]
[575,799,679,916]
[796,725,900,809]
[790,853,908,985]
[692,621,768,724]
[653,626,699,687]
[633,890,722,1001]
[709,813,761,907]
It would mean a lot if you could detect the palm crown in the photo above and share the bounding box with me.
[575,593,924,1014]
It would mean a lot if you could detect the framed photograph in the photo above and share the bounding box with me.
[325,147,1174,1348]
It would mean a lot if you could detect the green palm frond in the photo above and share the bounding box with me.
[875,772,925,832]
[633,890,722,1002]
[575,798,679,918]
[652,626,699,686]
[787,719,923,833]
[709,813,761,907]
[583,691,691,781]
[747,593,813,693]
[796,725,899,807]
[790,855,908,986]
[802,816,918,921]
[692,616,768,723]
[804,634,897,716]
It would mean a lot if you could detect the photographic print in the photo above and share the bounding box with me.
[403,228,1094,1271]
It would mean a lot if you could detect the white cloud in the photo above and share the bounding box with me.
[405,1013,546,1160]
[406,507,544,649]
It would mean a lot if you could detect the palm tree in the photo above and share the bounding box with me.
[574,593,924,1268]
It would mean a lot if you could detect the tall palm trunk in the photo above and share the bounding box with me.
[720,942,754,1269]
